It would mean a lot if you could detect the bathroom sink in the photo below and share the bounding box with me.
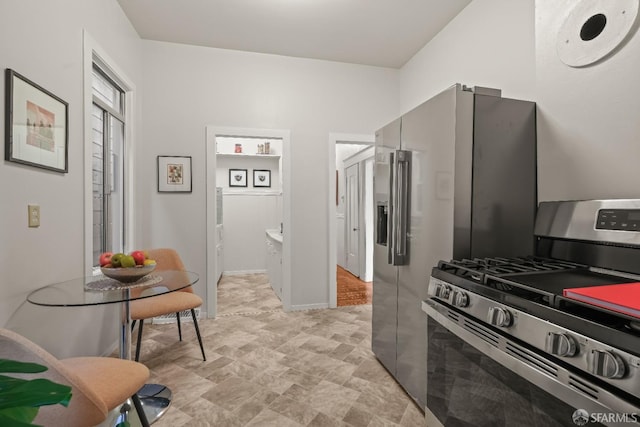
[266,229,283,243]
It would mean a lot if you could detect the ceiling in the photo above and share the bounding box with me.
[116,0,471,69]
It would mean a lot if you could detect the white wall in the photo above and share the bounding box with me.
[399,0,536,113]
[535,0,640,200]
[399,0,639,209]
[222,194,281,273]
[138,41,399,312]
[0,0,142,357]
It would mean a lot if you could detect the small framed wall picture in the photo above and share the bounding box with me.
[5,69,69,173]
[158,156,192,193]
[229,169,248,187]
[253,169,271,188]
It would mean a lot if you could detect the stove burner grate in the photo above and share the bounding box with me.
[439,256,586,282]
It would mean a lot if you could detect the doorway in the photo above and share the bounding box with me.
[206,126,291,318]
[328,133,375,308]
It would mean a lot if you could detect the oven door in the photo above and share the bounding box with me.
[423,299,639,427]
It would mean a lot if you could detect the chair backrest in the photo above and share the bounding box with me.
[0,328,107,427]
[146,248,193,294]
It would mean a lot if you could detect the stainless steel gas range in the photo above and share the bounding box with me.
[423,200,640,427]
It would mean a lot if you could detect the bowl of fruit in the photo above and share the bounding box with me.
[99,250,157,283]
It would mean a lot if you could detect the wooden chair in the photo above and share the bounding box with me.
[0,328,150,427]
[130,248,206,362]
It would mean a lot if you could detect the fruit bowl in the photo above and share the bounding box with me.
[100,264,156,283]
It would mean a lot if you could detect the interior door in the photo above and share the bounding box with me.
[345,163,360,277]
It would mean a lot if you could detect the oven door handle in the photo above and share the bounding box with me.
[422,299,640,421]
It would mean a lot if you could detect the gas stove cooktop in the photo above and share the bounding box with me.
[436,256,635,307]
[432,255,640,349]
[429,200,640,364]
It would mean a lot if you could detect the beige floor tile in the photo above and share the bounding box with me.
[306,380,361,419]
[132,274,422,427]
[245,408,303,427]
[268,394,319,425]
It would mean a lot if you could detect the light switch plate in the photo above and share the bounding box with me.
[28,204,40,227]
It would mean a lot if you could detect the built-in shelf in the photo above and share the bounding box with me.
[216,153,280,159]
[223,190,282,196]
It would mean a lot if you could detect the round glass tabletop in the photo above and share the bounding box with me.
[27,270,199,307]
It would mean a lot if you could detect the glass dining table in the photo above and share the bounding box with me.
[27,269,199,425]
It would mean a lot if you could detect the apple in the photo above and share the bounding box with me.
[99,252,113,267]
[130,250,146,266]
[120,254,136,268]
[143,259,156,266]
[110,253,125,268]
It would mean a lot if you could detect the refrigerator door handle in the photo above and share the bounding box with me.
[387,151,395,264]
[393,150,411,265]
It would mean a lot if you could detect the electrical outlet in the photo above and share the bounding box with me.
[28,204,40,227]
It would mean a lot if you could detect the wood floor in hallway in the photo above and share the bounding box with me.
[337,266,372,307]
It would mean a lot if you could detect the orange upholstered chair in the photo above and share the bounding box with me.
[129,248,206,362]
[0,328,150,427]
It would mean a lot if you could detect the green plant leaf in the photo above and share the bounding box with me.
[0,375,27,392]
[0,378,72,410]
[0,360,47,375]
[0,358,73,426]
[0,406,39,423]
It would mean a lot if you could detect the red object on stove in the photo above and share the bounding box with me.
[563,282,640,319]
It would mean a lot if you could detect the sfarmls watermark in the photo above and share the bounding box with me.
[573,409,639,425]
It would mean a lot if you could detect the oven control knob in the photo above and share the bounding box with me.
[428,280,449,298]
[545,333,577,357]
[452,291,469,308]
[487,307,512,327]
[588,350,626,379]
[439,285,452,299]
[428,282,442,298]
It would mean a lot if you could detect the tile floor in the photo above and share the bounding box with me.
[135,273,426,427]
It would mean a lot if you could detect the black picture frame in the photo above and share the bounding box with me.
[157,155,192,193]
[5,69,69,173]
[229,169,248,187]
[253,169,271,188]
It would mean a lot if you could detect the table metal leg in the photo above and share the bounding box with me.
[117,293,172,425]
[137,384,173,423]
[119,294,132,360]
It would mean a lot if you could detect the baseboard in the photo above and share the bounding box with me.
[290,303,329,311]
[223,269,267,276]
[152,307,201,324]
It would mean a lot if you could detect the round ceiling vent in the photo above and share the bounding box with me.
[557,0,639,67]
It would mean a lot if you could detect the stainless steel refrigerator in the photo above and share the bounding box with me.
[372,84,537,410]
